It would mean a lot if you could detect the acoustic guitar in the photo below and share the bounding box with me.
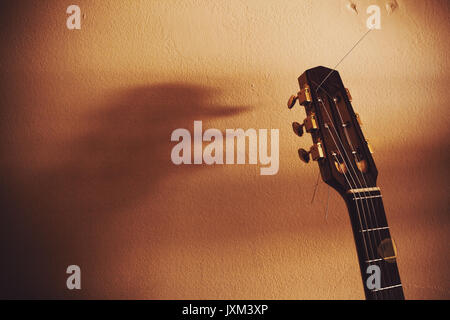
[287,66,404,300]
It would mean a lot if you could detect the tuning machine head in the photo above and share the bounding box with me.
[292,113,319,138]
[287,85,312,110]
[298,142,325,164]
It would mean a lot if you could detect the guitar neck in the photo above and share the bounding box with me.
[343,187,404,300]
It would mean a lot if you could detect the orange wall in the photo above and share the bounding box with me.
[1,0,449,299]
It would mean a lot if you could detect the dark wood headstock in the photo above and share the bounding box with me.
[288,66,377,197]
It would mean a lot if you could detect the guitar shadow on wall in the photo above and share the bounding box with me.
[1,83,250,298]
[52,83,249,213]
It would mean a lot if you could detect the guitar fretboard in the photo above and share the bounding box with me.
[344,187,404,300]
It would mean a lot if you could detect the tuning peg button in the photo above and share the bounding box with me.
[292,122,304,137]
[298,148,311,163]
[287,95,298,109]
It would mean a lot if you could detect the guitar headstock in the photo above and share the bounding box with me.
[288,66,377,196]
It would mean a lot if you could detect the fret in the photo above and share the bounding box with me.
[361,226,389,233]
[370,284,404,300]
[365,258,383,263]
[373,284,403,292]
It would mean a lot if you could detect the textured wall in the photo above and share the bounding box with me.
[0,0,449,299]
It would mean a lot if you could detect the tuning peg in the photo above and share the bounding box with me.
[298,142,325,164]
[287,95,298,109]
[298,148,311,163]
[292,121,304,137]
[292,114,318,138]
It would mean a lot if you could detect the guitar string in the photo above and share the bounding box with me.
[309,24,401,298]
[310,170,321,204]
[310,171,331,220]
[316,85,394,299]
[316,84,396,299]
[331,97,394,298]
[316,97,380,299]
[311,25,383,297]
[314,28,373,93]
[320,85,398,299]
[310,90,379,299]
[313,24,402,298]
[331,98,398,298]
[327,154,382,292]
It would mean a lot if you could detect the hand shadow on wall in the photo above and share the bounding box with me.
[1,83,250,299]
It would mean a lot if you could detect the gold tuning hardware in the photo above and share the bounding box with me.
[310,141,325,161]
[355,113,362,126]
[297,141,325,164]
[345,88,352,102]
[291,113,318,137]
[297,84,312,106]
[304,113,318,132]
[288,85,312,109]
